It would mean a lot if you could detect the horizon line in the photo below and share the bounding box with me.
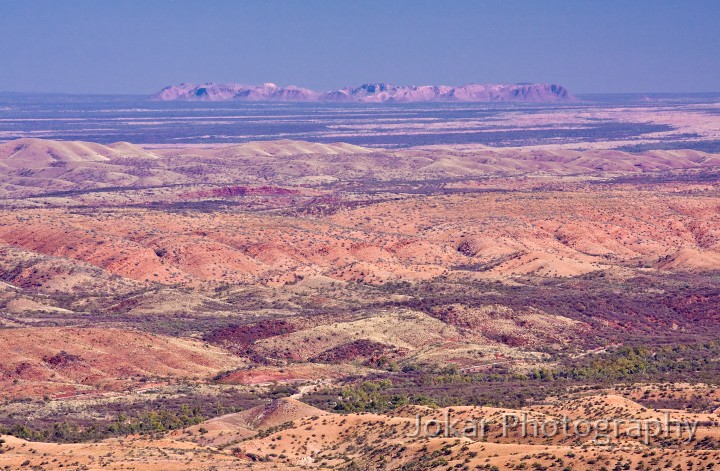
[2,89,720,97]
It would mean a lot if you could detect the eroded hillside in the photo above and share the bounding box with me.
[2,138,720,469]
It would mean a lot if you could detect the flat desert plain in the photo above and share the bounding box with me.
[2,135,720,469]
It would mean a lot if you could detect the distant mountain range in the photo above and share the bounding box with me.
[151,82,575,103]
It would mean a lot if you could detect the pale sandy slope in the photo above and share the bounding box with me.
[4,393,718,470]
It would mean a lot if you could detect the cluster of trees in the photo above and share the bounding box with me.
[559,343,720,383]
[0,405,206,442]
[334,380,437,413]
[304,341,720,416]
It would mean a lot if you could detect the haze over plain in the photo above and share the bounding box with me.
[2,1,720,470]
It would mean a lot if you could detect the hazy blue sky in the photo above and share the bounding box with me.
[1,0,718,94]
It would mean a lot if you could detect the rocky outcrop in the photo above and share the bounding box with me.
[152,82,319,102]
[152,82,575,102]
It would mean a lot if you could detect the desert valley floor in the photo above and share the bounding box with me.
[2,135,720,469]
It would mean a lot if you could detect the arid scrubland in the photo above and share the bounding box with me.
[2,137,720,469]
